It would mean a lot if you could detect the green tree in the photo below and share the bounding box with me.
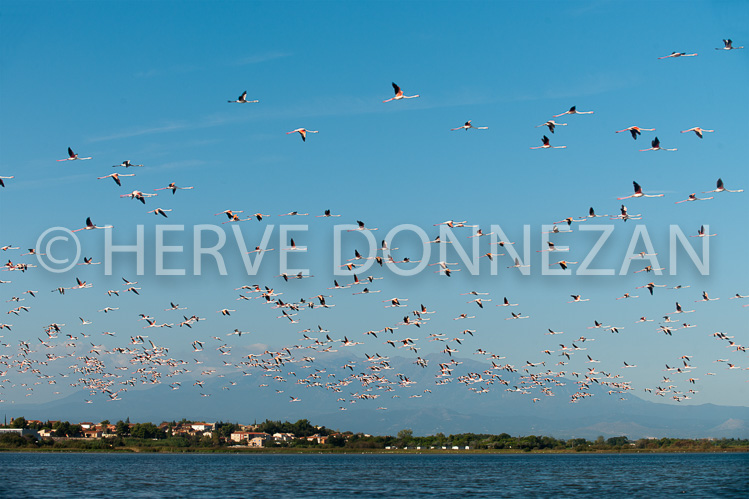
[606,436,629,447]
[115,420,129,437]
[130,422,164,439]
[53,421,71,437]
[397,429,413,446]
[10,417,27,428]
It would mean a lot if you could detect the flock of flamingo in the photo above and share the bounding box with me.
[0,38,746,416]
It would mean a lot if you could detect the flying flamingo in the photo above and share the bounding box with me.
[634,265,665,273]
[316,209,341,217]
[552,106,593,118]
[57,147,91,161]
[640,137,676,151]
[286,128,318,142]
[279,211,309,216]
[215,210,244,219]
[615,126,655,140]
[77,257,101,266]
[552,260,578,270]
[636,282,667,295]
[498,297,518,307]
[383,82,419,103]
[121,191,157,204]
[716,39,743,50]
[155,182,193,195]
[97,173,135,186]
[658,51,697,59]
[147,208,172,218]
[675,193,713,204]
[681,127,714,139]
[468,229,493,238]
[555,216,586,226]
[696,291,719,302]
[536,120,567,133]
[587,207,608,218]
[228,91,259,103]
[542,225,571,234]
[673,302,695,314]
[72,217,113,232]
[530,135,566,149]
[113,160,143,168]
[450,120,488,131]
[347,220,378,232]
[467,298,491,308]
[568,295,590,303]
[690,225,716,237]
[703,178,743,194]
[507,258,529,269]
[0,176,14,188]
[617,181,664,200]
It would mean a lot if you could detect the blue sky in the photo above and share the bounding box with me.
[1,1,747,415]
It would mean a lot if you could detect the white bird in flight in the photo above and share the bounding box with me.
[383,82,419,103]
[536,120,567,133]
[703,178,743,194]
[72,217,113,232]
[617,181,664,200]
[658,51,697,59]
[639,137,676,152]
[155,182,194,195]
[716,39,743,50]
[450,120,488,131]
[57,147,91,162]
[228,91,258,103]
[530,135,566,149]
[680,127,714,139]
[674,193,713,204]
[120,190,157,204]
[97,173,135,186]
[113,160,143,168]
[615,126,655,140]
[552,106,593,118]
[286,128,318,142]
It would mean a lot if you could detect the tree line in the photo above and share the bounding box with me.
[2,417,748,452]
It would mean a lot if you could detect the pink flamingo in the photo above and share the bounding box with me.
[681,127,714,139]
[451,120,488,131]
[228,91,258,103]
[658,51,697,59]
[286,128,318,142]
[703,178,743,194]
[552,106,593,118]
[57,147,91,161]
[530,135,566,149]
[617,181,664,200]
[615,126,655,140]
[383,82,419,103]
[639,137,676,151]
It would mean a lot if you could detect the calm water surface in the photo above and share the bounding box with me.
[1,452,747,498]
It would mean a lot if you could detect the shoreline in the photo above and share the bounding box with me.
[3,447,748,455]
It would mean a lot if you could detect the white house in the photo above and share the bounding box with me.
[273,432,295,442]
[191,422,215,432]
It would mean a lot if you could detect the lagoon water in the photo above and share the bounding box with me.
[1,452,747,498]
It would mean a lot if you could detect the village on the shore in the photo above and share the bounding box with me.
[2,416,749,452]
[1,417,338,447]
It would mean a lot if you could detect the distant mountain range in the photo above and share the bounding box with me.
[4,353,748,439]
